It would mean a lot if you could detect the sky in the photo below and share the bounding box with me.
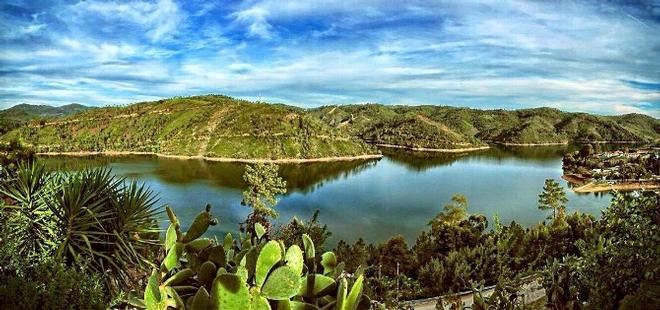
[1,0,659,117]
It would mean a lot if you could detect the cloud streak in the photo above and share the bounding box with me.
[0,0,658,117]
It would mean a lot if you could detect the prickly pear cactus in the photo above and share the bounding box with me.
[136,205,368,310]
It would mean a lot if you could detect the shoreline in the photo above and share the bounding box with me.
[36,151,384,164]
[490,141,569,146]
[567,179,660,193]
[374,143,490,153]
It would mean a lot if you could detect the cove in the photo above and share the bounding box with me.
[39,144,612,245]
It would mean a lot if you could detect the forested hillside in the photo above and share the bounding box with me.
[311,105,660,148]
[2,95,658,158]
[0,103,91,135]
[1,95,376,159]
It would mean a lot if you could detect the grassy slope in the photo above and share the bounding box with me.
[310,105,660,147]
[2,95,376,159]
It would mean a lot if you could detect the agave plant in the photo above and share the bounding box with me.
[135,205,369,310]
[0,162,161,291]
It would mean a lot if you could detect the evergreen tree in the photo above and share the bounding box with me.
[538,179,568,219]
[241,163,287,219]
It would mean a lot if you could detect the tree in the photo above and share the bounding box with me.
[241,163,287,219]
[538,179,568,219]
[430,194,469,227]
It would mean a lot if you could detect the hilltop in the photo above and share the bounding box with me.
[0,103,92,134]
[2,95,658,160]
[1,95,377,160]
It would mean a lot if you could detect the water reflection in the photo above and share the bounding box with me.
[38,145,623,244]
[40,155,380,193]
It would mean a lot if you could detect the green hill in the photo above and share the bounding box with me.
[310,105,660,148]
[0,103,92,135]
[2,96,658,158]
[1,95,376,159]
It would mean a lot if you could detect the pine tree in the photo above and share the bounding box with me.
[538,179,568,219]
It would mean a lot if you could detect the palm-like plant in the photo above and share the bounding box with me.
[1,162,162,292]
[0,162,58,268]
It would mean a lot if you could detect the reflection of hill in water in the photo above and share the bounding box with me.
[39,155,379,193]
[382,144,576,171]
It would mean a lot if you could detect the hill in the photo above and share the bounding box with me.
[310,105,660,148]
[0,103,92,134]
[2,96,658,159]
[1,95,377,160]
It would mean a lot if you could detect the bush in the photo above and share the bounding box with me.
[0,259,106,310]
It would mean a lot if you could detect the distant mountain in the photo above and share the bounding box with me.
[1,95,658,159]
[0,103,93,134]
[0,103,91,120]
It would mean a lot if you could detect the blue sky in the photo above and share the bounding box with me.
[1,0,659,117]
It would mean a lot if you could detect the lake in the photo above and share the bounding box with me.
[39,144,612,245]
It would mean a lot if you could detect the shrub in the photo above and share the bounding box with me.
[0,259,106,310]
[0,162,161,293]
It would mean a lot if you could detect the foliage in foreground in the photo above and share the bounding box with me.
[134,205,368,310]
[0,162,161,292]
[0,258,106,310]
[541,191,660,310]
[334,189,659,308]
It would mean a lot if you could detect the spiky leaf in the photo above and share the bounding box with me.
[261,266,301,300]
[256,241,283,288]
[320,252,337,276]
[302,234,315,259]
[285,245,304,276]
[183,211,211,243]
[211,274,250,310]
[164,268,194,287]
[162,242,183,272]
[255,222,266,239]
[192,287,210,310]
[298,274,335,297]
[343,275,364,310]
[165,224,177,251]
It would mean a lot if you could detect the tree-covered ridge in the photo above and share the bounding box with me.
[2,95,659,157]
[1,95,376,159]
[0,103,92,135]
[311,105,660,148]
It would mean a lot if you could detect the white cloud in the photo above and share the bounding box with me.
[231,7,273,39]
[69,0,184,42]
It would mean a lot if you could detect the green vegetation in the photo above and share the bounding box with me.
[241,163,287,219]
[538,179,568,219]
[1,143,658,309]
[2,95,658,159]
[312,105,660,149]
[0,103,91,135]
[334,190,659,309]
[1,95,376,159]
[0,161,161,294]
[131,205,368,310]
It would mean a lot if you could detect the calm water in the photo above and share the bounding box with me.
[39,145,612,245]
